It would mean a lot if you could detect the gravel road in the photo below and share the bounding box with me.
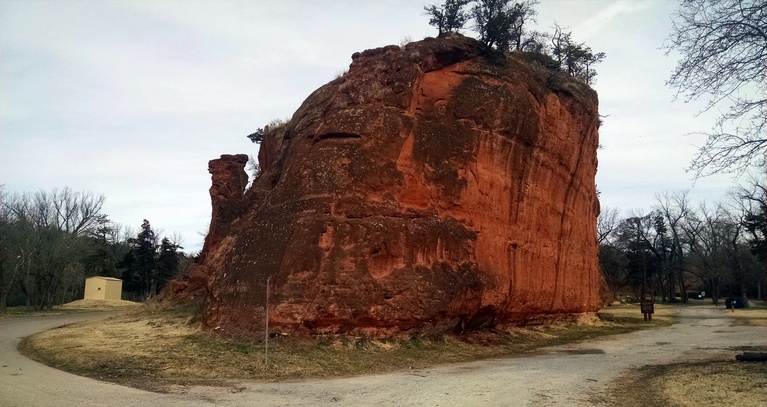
[1,306,764,407]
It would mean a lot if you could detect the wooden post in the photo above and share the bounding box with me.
[265,276,270,368]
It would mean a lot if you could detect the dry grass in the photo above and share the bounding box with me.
[2,299,142,318]
[724,302,767,327]
[607,301,767,407]
[19,302,673,392]
[613,359,767,407]
[597,302,676,324]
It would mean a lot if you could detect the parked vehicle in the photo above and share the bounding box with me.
[725,297,746,309]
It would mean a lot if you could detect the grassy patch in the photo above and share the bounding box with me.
[611,359,767,407]
[605,302,766,407]
[597,303,676,325]
[725,302,767,327]
[19,302,673,392]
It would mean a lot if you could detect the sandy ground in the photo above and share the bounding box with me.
[59,299,143,309]
[1,306,764,406]
[2,300,141,317]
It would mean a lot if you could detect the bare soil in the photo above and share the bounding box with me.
[59,299,142,310]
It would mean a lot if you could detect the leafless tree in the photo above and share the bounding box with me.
[597,206,625,299]
[731,172,766,300]
[551,23,606,85]
[1,188,108,310]
[683,200,755,305]
[654,191,693,302]
[682,202,725,304]
[664,0,766,177]
[597,206,619,244]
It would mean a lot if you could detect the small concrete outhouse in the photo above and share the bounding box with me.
[84,276,123,300]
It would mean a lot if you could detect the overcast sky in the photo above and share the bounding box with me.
[0,0,743,252]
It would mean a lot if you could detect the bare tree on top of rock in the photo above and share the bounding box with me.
[422,1,604,84]
[551,23,606,85]
[471,0,515,50]
[247,118,290,145]
[663,0,767,177]
[247,128,264,144]
[467,0,539,51]
[506,0,539,51]
[424,0,472,35]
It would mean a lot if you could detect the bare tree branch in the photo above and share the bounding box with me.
[663,0,767,177]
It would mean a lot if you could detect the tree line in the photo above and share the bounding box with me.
[424,0,605,84]
[598,177,765,307]
[0,186,189,312]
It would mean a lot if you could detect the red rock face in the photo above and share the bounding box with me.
[201,35,603,336]
[165,154,249,300]
[202,154,249,260]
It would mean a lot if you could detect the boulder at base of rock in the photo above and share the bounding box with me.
[200,34,604,336]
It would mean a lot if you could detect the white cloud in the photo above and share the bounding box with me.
[570,0,657,41]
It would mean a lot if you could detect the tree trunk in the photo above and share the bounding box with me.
[712,282,720,305]
[655,272,666,302]
[22,283,31,310]
[678,266,688,304]
[708,277,720,305]
[740,283,750,309]
[667,263,676,303]
[0,261,5,314]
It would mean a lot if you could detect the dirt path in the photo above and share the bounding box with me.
[1,306,764,406]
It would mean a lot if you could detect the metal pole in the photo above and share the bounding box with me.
[265,276,270,368]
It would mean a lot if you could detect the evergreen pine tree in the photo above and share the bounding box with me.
[156,237,181,293]
[121,219,157,299]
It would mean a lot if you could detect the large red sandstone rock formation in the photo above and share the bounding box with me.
[199,34,603,335]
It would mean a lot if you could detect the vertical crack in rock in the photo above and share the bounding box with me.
[551,126,586,310]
